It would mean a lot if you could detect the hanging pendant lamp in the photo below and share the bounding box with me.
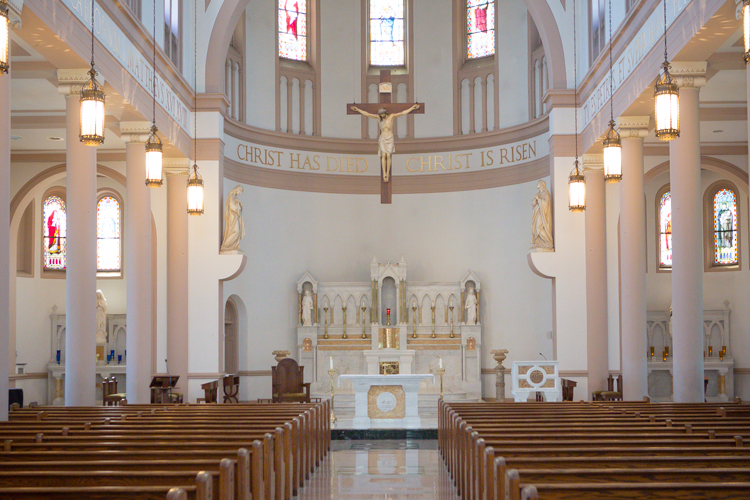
[568,0,585,211]
[0,1,10,75]
[80,0,105,146]
[654,0,679,141]
[602,0,621,182]
[145,0,163,187]
[188,0,203,215]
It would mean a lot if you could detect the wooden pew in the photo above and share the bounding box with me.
[0,401,330,500]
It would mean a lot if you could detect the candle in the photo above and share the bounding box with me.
[413,299,416,307]
[329,356,333,370]
[439,356,443,369]
[362,298,365,306]
[387,308,391,315]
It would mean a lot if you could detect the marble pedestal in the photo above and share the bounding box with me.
[338,374,434,429]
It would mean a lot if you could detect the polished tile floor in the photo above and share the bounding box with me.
[297,440,460,499]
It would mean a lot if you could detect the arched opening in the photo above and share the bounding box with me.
[224,298,239,374]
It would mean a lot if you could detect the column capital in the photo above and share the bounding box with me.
[120,121,152,144]
[164,158,190,176]
[582,154,603,174]
[669,61,707,88]
[56,69,106,96]
[617,116,650,139]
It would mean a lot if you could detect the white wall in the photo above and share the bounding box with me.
[494,0,529,129]
[243,0,534,137]
[222,178,554,399]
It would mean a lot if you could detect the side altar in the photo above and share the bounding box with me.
[295,256,483,408]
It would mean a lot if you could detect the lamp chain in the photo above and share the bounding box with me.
[153,0,157,127]
[193,0,197,168]
[663,0,668,63]
[573,0,578,170]
[608,0,613,121]
[90,0,95,68]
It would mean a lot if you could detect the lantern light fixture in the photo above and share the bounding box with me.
[0,1,9,75]
[654,0,679,141]
[145,0,162,187]
[603,120,622,182]
[145,125,163,187]
[568,0,585,212]
[743,0,750,64]
[602,0,621,183]
[79,0,105,146]
[568,160,586,213]
[187,0,204,215]
[187,164,204,215]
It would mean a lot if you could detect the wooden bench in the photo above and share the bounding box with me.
[439,399,750,500]
[0,402,330,500]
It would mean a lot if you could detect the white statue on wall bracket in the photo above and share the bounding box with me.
[531,180,554,251]
[96,289,107,345]
[465,288,477,325]
[220,185,245,254]
[301,290,314,326]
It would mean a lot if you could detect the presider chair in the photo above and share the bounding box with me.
[271,357,311,403]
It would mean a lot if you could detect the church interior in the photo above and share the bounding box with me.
[1,0,750,498]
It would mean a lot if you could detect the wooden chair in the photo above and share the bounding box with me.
[271,358,311,403]
[102,377,126,406]
[592,374,622,401]
[222,375,240,403]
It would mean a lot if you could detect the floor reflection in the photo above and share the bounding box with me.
[297,440,460,500]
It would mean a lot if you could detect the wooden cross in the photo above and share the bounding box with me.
[347,70,425,204]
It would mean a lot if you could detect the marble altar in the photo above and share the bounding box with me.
[338,374,435,429]
[295,257,483,404]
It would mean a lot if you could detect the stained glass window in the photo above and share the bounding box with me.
[713,188,738,266]
[97,196,121,272]
[279,0,308,61]
[659,191,672,268]
[370,0,404,66]
[467,0,495,59]
[43,195,66,270]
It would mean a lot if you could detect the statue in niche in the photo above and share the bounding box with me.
[301,290,314,326]
[465,288,477,325]
[349,104,420,182]
[96,290,107,345]
[531,180,554,250]
[220,185,245,254]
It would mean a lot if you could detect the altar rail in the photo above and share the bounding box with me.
[439,400,750,500]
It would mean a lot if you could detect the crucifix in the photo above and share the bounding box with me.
[347,70,425,204]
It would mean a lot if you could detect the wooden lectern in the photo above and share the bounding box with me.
[150,376,179,404]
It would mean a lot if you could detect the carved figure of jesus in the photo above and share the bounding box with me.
[301,290,313,326]
[349,104,420,182]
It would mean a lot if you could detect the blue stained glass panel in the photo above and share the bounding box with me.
[713,188,738,265]
[97,196,121,272]
[659,191,672,268]
[370,0,404,66]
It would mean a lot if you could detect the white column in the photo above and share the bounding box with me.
[618,116,650,401]
[167,168,189,397]
[583,156,608,395]
[121,122,153,404]
[59,71,98,406]
[0,59,10,420]
[670,63,706,403]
